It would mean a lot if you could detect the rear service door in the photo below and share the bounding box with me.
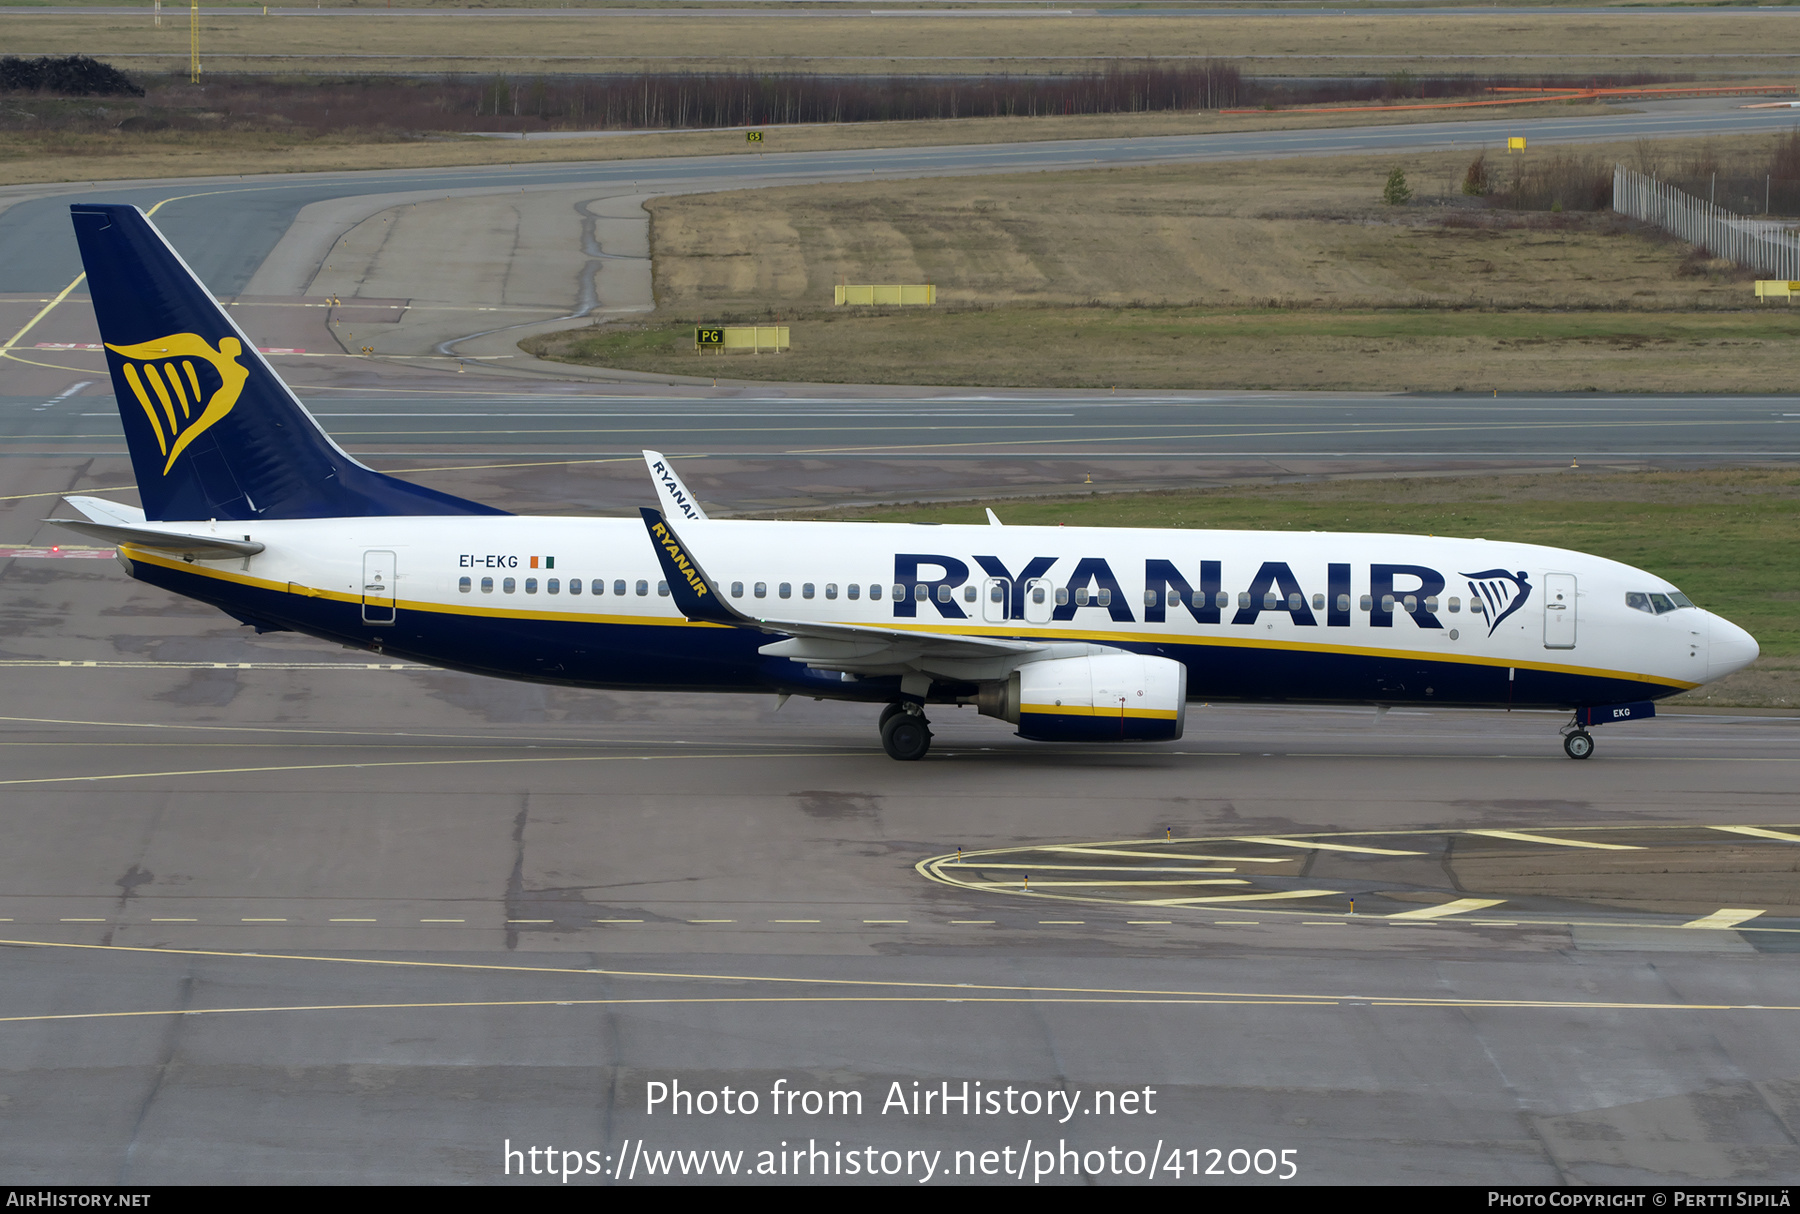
[362,550,397,625]
[1543,572,1576,649]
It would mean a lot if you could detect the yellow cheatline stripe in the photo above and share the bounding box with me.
[1711,826,1800,844]
[2,937,1792,1014]
[0,748,848,788]
[1387,898,1508,921]
[1021,703,1179,720]
[1466,829,1644,851]
[1681,909,1766,930]
[1231,836,1426,856]
[117,551,1695,689]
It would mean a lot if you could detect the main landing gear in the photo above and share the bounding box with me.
[1562,727,1595,760]
[879,702,932,761]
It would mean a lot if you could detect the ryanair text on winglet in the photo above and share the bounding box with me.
[652,459,704,520]
[652,521,711,598]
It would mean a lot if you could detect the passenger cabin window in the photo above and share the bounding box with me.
[635,579,649,596]
[458,576,471,593]
[802,583,815,600]
[503,577,516,594]
[731,581,745,598]
[1403,595,1416,612]
[754,582,767,599]
[825,584,837,600]
[1360,594,1372,612]
[525,578,538,594]
[1288,593,1302,611]
[1264,592,1279,610]
[481,577,494,593]
[1338,594,1351,613]
[962,585,977,603]
[613,579,626,596]
[1074,588,1090,606]
[1216,591,1230,610]
[1097,589,1112,606]
[1447,596,1458,613]
[1238,592,1250,610]
[1470,598,1486,614]
[548,578,559,594]
[1035,586,1049,605]
[1312,594,1325,611]
[779,583,792,599]
[1381,594,1396,613]
[1056,588,1069,605]
[569,578,582,596]
[1424,595,1437,612]
[847,583,859,600]
[657,581,669,596]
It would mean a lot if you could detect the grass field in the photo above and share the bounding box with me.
[2,11,1791,76]
[787,468,1800,706]
[530,139,1798,392]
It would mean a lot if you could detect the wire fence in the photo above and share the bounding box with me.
[1613,164,1800,280]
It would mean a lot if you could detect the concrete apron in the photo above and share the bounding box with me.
[244,184,659,378]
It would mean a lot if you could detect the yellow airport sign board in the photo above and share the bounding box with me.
[1507,136,1526,152]
[1754,280,1800,301]
[695,325,789,352]
[835,284,938,306]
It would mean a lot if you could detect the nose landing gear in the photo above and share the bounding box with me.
[879,702,932,761]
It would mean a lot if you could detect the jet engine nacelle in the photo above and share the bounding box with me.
[979,652,1187,743]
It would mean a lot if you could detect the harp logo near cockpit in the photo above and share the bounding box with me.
[104,333,250,475]
[1462,568,1532,637]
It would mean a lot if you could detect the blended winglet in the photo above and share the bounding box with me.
[643,450,710,522]
[638,507,741,626]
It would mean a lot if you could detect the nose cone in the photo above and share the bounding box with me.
[1708,613,1760,682]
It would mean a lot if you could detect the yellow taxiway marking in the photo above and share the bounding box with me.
[950,920,995,925]
[1128,920,1173,925]
[1038,920,1086,925]
[0,748,848,787]
[420,919,465,923]
[241,918,286,923]
[984,879,1248,889]
[687,919,735,924]
[150,918,196,923]
[1214,921,1261,925]
[1466,830,1643,851]
[1302,921,1348,926]
[1142,889,1341,907]
[944,863,1237,873]
[59,918,104,923]
[596,919,644,923]
[1387,898,1509,921]
[769,919,818,924]
[1230,836,1426,856]
[1039,845,1288,864]
[9,936,1798,1015]
[863,919,909,924]
[329,919,377,923]
[1682,909,1767,929]
[1711,826,1800,844]
[507,919,553,924]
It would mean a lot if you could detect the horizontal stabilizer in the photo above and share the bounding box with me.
[46,516,264,560]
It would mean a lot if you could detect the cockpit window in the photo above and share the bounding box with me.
[1627,591,1691,615]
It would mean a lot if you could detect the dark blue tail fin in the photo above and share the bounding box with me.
[70,203,506,522]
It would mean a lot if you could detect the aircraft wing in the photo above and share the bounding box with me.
[638,507,1051,677]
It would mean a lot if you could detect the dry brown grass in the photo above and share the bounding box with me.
[645,140,1780,313]
[4,11,1792,76]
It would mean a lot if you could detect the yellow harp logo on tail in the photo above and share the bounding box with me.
[104,333,250,475]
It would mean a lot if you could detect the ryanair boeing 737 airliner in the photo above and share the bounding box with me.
[52,204,1760,760]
